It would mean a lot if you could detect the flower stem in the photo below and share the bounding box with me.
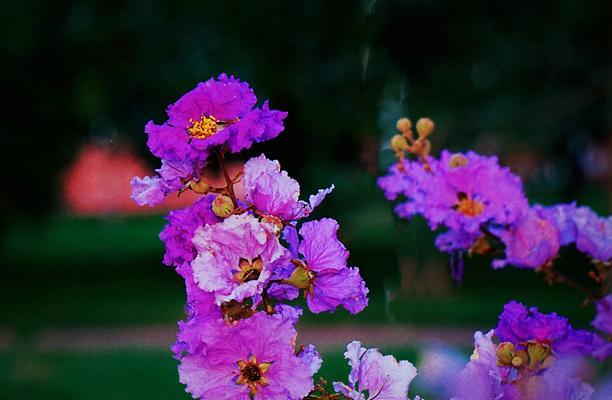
[216,148,238,207]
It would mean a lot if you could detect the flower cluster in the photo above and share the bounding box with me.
[378,116,612,371]
[452,301,601,400]
[132,76,424,399]
[379,117,611,277]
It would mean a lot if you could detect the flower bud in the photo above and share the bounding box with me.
[261,215,284,234]
[189,179,210,194]
[416,117,435,138]
[496,342,516,365]
[390,134,409,153]
[213,195,235,218]
[284,260,314,291]
[449,154,469,169]
[396,117,412,133]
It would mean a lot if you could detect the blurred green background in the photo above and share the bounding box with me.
[1,0,611,398]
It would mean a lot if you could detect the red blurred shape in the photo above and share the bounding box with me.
[62,143,194,215]
[63,143,244,216]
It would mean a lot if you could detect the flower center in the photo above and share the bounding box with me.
[234,257,264,283]
[455,192,485,217]
[236,355,272,396]
[187,115,219,139]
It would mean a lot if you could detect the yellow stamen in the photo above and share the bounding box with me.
[236,355,272,396]
[187,115,219,139]
[455,192,485,217]
[233,257,264,283]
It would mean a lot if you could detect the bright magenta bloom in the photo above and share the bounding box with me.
[178,312,315,400]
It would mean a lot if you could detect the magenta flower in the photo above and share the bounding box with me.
[492,207,561,269]
[540,203,611,262]
[592,295,612,360]
[282,218,369,314]
[243,154,334,221]
[333,341,418,400]
[496,301,594,356]
[172,290,225,360]
[451,330,507,400]
[130,175,168,207]
[157,74,287,157]
[191,214,289,304]
[178,312,315,400]
[575,212,612,263]
[159,194,219,270]
[132,75,287,205]
[593,295,612,334]
[381,151,528,234]
[452,331,595,400]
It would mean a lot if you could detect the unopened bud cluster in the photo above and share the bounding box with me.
[390,117,435,167]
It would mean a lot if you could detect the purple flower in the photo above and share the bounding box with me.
[492,207,561,269]
[451,330,507,400]
[452,331,596,400]
[592,295,612,335]
[539,203,581,245]
[435,229,481,254]
[382,151,528,233]
[575,212,612,262]
[540,204,611,262]
[130,175,168,207]
[163,74,287,156]
[592,295,612,361]
[377,158,429,204]
[132,75,288,206]
[298,344,323,376]
[178,312,315,400]
[159,194,219,270]
[496,301,594,356]
[333,340,418,400]
[243,154,334,221]
[283,218,369,314]
[172,290,225,360]
[191,214,289,304]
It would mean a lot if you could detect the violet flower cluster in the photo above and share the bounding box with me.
[378,117,612,365]
[131,75,421,399]
[378,118,611,276]
[452,301,608,400]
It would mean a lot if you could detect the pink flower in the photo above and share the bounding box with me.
[492,207,561,269]
[333,341,418,400]
[191,214,289,304]
[178,312,315,399]
[243,154,333,221]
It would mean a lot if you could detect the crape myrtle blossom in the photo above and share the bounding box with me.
[179,312,315,400]
[131,74,287,206]
[495,301,594,356]
[130,75,382,400]
[242,154,334,222]
[379,150,529,234]
[278,218,369,314]
[592,295,612,360]
[452,331,595,400]
[191,213,289,305]
[452,302,598,400]
[332,341,420,400]
[491,207,561,269]
[540,203,612,262]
